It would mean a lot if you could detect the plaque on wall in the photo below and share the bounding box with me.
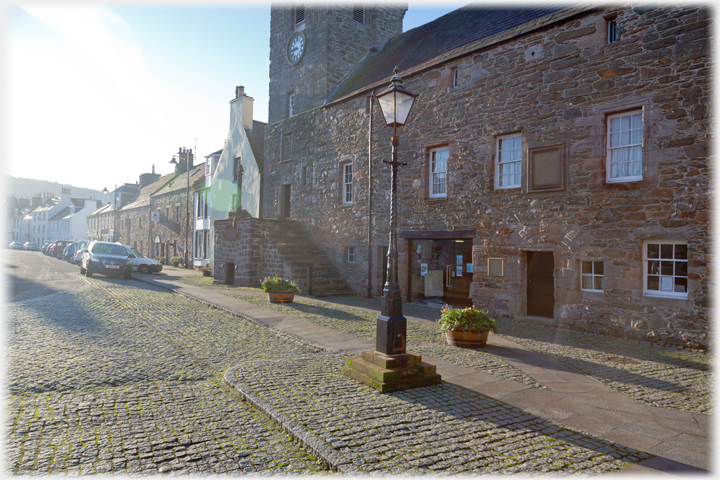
[420,263,428,276]
[528,144,564,192]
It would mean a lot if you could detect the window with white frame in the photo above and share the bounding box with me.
[347,246,355,263]
[429,146,448,198]
[495,134,522,189]
[581,261,604,292]
[643,240,688,298]
[607,110,643,182]
[343,163,353,204]
[289,92,296,116]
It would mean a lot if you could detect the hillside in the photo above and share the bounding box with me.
[4,175,111,203]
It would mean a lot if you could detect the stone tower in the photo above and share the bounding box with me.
[268,3,406,124]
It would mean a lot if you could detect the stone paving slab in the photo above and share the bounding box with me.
[224,353,654,475]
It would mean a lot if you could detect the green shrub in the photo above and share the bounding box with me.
[154,257,166,265]
[437,306,498,333]
[171,256,183,265]
[261,276,300,293]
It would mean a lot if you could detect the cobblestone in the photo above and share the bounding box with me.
[226,352,652,475]
[5,276,326,475]
[205,287,711,413]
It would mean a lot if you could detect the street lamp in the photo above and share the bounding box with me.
[102,185,117,242]
[343,67,440,392]
[374,66,417,356]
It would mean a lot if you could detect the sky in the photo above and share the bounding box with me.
[4,1,468,194]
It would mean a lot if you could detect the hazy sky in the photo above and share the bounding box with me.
[5,1,466,192]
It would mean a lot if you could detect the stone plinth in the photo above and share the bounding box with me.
[342,350,441,393]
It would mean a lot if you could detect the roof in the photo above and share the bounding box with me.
[120,172,177,211]
[206,149,223,158]
[87,203,113,217]
[247,120,267,172]
[151,164,205,198]
[49,207,71,221]
[326,4,591,105]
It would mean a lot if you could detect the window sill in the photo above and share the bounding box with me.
[641,294,688,306]
[606,176,643,184]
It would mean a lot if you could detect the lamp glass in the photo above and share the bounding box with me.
[377,89,416,127]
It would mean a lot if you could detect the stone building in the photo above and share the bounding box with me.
[116,152,203,262]
[217,4,711,349]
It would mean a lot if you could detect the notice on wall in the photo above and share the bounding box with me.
[456,265,463,276]
[456,255,463,265]
[661,277,673,292]
[466,263,473,273]
[420,263,428,276]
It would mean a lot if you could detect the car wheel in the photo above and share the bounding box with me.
[56,253,62,259]
[138,265,150,274]
[85,268,92,278]
[80,266,86,275]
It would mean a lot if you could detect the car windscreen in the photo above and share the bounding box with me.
[130,248,146,258]
[92,244,129,256]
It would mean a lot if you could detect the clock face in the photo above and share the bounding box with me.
[287,31,305,65]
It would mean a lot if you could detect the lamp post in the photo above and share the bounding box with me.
[343,67,440,392]
[102,185,117,242]
[374,66,418,356]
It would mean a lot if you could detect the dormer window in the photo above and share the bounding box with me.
[353,4,365,24]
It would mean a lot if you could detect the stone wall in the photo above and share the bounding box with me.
[262,6,711,349]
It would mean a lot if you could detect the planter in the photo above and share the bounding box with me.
[172,262,180,268]
[267,291,296,304]
[445,329,489,349]
[202,270,212,277]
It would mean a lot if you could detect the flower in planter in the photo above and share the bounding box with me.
[437,305,498,333]
[261,276,300,293]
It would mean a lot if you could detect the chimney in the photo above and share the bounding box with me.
[230,85,255,131]
[31,195,42,209]
[152,164,155,174]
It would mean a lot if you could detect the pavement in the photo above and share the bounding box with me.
[137,268,713,475]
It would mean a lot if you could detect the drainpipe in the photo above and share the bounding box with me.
[367,90,374,298]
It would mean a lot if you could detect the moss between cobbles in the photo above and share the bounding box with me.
[6,278,327,475]
[221,292,711,413]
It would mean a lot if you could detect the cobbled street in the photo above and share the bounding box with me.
[5,276,326,475]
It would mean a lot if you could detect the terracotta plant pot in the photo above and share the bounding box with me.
[267,291,296,303]
[445,329,489,348]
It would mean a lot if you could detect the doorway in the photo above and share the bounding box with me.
[280,185,291,219]
[526,251,555,318]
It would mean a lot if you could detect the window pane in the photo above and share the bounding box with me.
[582,261,592,274]
[675,244,688,259]
[675,262,688,277]
[582,276,593,290]
[675,277,687,293]
[648,260,659,275]
[647,244,659,259]
[594,261,604,275]
[647,276,659,290]
[594,277,604,290]
[661,244,673,259]
[660,261,674,276]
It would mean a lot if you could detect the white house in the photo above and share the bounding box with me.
[199,86,265,271]
[48,198,102,242]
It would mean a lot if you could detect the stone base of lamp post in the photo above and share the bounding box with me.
[342,350,441,393]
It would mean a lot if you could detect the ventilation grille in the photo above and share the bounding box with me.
[353,4,364,24]
[295,4,305,25]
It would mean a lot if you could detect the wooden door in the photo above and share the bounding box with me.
[527,251,555,317]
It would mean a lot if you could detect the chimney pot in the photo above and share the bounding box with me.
[236,86,245,98]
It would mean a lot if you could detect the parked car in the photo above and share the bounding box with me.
[62,243,78,261]
[119,245,163,274]
[73,248,86,265]
[44,243,55,255]
[50,240,72,259]
[80,240,133,279]
[9,242,23,250]
[24,242,40,251]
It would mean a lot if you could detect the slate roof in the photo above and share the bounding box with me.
[120,173,177,211]
[152,164,205,198]
[247,120,267,172]
[206,149,223,157]
[326,4,593,105]
[87,203,113,217]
